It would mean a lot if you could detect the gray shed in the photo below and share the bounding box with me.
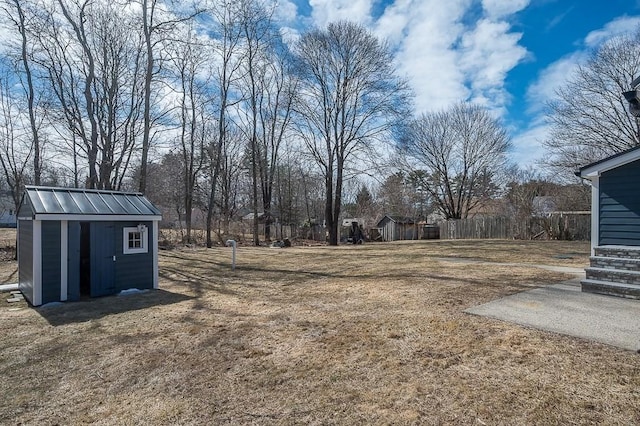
[17,186,162,306]
[376,215,418,241]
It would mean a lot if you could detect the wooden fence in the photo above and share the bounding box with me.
[437,214,591,241]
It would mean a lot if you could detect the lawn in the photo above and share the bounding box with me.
[1,239,639,425]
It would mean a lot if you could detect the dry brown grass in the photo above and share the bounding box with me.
[1,240,638,425]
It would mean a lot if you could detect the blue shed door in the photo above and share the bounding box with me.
[90,222,116,296]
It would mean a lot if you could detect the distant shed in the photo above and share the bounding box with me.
[376,215,418,241]
[18,186,162,306]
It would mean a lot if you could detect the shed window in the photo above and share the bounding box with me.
[123,226,148,254]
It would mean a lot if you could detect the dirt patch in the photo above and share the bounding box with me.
[0,240,637,425]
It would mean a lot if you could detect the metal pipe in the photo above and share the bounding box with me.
[226,239,236,270]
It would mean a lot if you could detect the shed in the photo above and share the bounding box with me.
[578,146,640,298]
[376,215,418,241]
[17,186,162,306]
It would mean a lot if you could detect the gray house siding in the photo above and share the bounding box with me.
[41,221,61,304]
[599,160,640,246]
[18,219,33,304]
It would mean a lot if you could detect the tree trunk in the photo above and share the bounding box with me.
[13,0,41,185]
[139,0,154,193]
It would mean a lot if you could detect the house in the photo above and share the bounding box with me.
[0,190,17,227]
[241,211,266,222]
[578,146,640,299]
[532,196,557,217]
[17,186,162,306]
[376,215,418,241]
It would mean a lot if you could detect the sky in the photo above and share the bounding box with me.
[274,0,640,169]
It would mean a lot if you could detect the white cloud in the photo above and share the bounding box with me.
[458,19,527,110]
[385,0,471,113]
[291,2,640,170]
[275,0,299,24]
[525,16,640,113]
[371,0,529,115]
[584,15,640,47]
[296,1,531,115]
[525,51,584,114]
[524,15,640,114]
[481,0,529,18]
[0,14,19,57]
[308,0,374,27]
[509,119,550,168]
[373,0,412,45]
[516,14,640,169]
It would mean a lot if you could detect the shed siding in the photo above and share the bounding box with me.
[41,221,61,304]
[66,221,81,301]
[18,219,33,304]
[378,217,394,242]
[600,160,640,246]
[18,199,32,218]
[115,221,154,291]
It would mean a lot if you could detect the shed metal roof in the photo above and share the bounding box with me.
[22,186,161,218]
[376,215,418,227]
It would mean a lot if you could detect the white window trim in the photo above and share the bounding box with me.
[123,225,148,255]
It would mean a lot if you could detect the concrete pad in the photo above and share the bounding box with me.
[466,280,640,352]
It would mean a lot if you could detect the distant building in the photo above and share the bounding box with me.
[376,215,418,241]
[0,191,17,227]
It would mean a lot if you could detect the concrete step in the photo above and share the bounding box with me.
[594,246,640,260]
[585,267,640,286]
[590,256,640,272]
[581,278,640,300]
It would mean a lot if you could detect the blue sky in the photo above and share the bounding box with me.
[275,0,640,169]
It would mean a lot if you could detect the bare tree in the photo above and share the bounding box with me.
[168,29,210,243]
[233,1,299,244]
[55,0,100,188]
[34,9,86,187]
[0,69,33,210]
[29,0,148,189]
[134,0,201,193]
[204,0,244,248]
[294,21,411,245]
[214,126,244,239]
[2,0,43,184]
[377,172,418,219]
[297,161,325,237]
[544,26,640,179]
[138,0,156,194]
[255,46,298,242]
[235,0,276,246]
[401,103,510,220]
[504,166,546,219]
